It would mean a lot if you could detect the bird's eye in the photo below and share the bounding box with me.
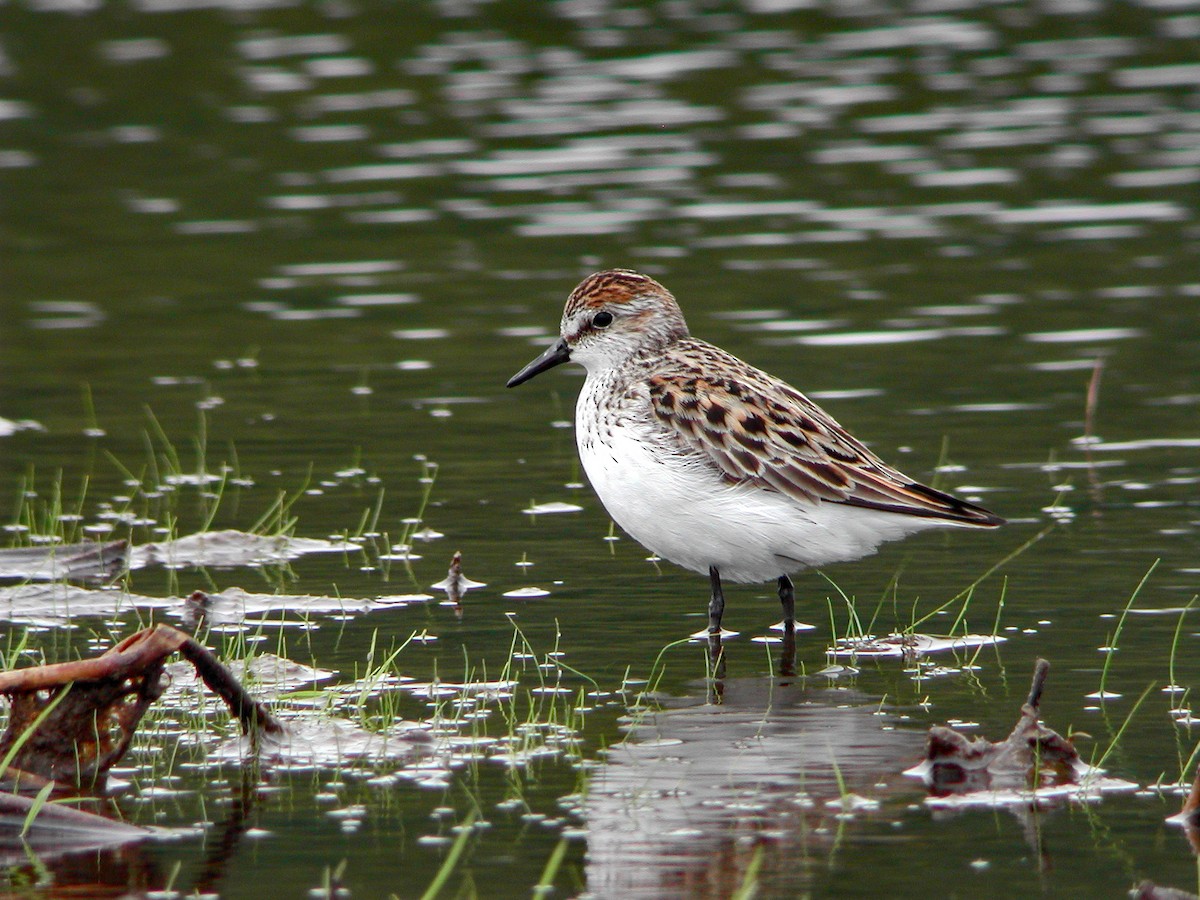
[592,311,614,328]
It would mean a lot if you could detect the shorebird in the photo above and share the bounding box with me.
[508,269,1003,635]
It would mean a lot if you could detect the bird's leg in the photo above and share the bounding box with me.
[777,574,795,628]
[778,620,796,678]
[707,632,726,702]
[708,566,725,634]
[776,574,797,675]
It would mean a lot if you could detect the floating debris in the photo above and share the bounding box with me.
[0,582,171,626]
[906,659,1137,807]
[0,539,127,583]
[825,793,879,813]
[404,679,517,701]
[380,542,422,561]
[165,652,336,696]
[831,632,1005,658]
[431,550,486,604]
[409,527,444,541]
[178,587,372,627]
[204,716,432,770]
[0,791,161,855]
[375,592,435,606]
[814,664,859,678]
[131,529,356,570]
[769,619,816,632]
[0,583,429,630]
[1130,883,1199,900]
[689,627,739,640]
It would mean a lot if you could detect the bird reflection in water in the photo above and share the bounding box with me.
[705,621,797,705]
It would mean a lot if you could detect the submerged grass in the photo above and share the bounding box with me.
[4,407,416,563]
[4,468,91,547]
[1098,560,1160,699]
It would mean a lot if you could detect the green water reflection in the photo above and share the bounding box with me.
[2,0,1199,896]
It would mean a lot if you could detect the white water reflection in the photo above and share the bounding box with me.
[0,417,44,436]
[585,679,922,899]
[1025,327,1144,343]
[797,326,1004,346]
[26,301,106,330]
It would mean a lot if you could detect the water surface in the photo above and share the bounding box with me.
[2,1,1200,897]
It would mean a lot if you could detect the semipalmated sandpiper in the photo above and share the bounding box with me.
[508,270,1003,635]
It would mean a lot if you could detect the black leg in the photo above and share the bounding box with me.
[707,631,726,702]
[708,566,725,634]
[778,619,796,678]
[777,574,795,627]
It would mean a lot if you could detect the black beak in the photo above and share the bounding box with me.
[507,338,571,388]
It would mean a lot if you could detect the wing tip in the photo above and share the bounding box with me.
[909,482,1006,527]
[959,506,1007,528]
[842,482,1005,526]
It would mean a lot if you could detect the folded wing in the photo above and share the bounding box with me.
[646,342,1004,527]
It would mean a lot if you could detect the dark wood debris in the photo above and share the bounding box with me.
[919,659,1083,796]
[0,624,281,793]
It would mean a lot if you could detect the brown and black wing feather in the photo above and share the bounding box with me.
[645,340,1004,526]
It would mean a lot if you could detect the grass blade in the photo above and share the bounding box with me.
[1099,559,1160,697]
[730,843,764,900]
[20,781,56,838]
[532,836,570,898]
[418,810,477,900]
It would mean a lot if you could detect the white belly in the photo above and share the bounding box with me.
[575,379,946,584]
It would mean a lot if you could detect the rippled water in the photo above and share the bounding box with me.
[2,1,1200,897]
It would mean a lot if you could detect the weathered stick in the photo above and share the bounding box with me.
[0,624,185,693]
[1025,658,1050,710]
[0,624,282,788]
[178,636,282,736]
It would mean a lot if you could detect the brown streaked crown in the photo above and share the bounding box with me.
[565,269,677,317]
[561,269,691,353]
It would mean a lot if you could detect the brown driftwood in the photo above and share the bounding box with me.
[921,659,1081,795]
[1147,706,1200,900]
[0,624,281,790]
[1173,721,1200,858]
[1179,742,1200,829]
